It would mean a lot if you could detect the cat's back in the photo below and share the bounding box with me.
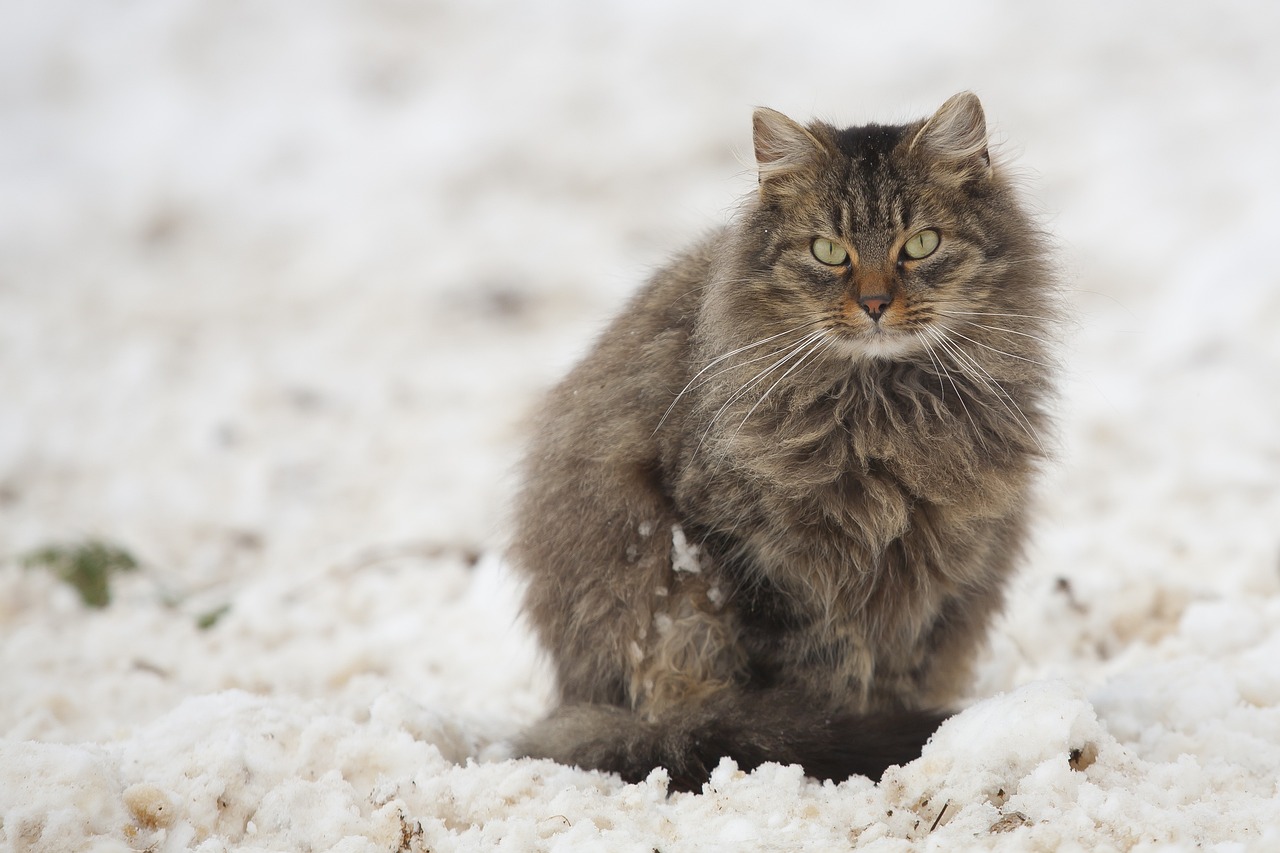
[532,230,723,452]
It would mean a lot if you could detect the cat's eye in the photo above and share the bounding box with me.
[811,238,849,266]
[902,229,941,260]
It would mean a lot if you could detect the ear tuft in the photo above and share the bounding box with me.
[752,108,826,189]
[910,92,991,180]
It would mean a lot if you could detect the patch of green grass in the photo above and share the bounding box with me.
[196,603,231,630]
[23,539,139,608]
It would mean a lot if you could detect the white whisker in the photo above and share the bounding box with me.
[928,327,1044,453]
[943,327,1053,369]
[935,312,1056,348]
[938,310,1055,322]
[964,322,1056,348]
[692,326,835,391]
[654,319,826,433]
[697,329,828,451]
[918,335,947,405]
[733,332,832,437]
[921,328,986,450]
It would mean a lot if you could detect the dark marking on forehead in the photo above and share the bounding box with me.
[828,205,843,237]
[899,197,915,228]
[828,124,909,243]
[832,123,907,166]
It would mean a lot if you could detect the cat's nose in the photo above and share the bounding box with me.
[859,294,892,322]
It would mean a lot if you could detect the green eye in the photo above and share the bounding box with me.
[811,238,848,266]
[902,229,941,260]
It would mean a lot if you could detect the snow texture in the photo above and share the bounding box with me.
[4,0,1280,850]
[670,525,702,576]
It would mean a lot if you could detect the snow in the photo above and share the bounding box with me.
[3,0,1280,849]
[670,525,702,575]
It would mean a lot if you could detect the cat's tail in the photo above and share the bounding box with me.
[515,690,948,793]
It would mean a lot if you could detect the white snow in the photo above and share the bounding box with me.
[4,0,1280,849]
[670,524,702,575]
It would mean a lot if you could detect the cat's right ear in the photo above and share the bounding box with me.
[909,92,993,184]
[752,108,827,196]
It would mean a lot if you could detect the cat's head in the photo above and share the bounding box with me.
[721,93,1048,368]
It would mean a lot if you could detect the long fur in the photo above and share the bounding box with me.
[510,92,1058,791]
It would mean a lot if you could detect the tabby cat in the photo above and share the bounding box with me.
[511,92,1056,792]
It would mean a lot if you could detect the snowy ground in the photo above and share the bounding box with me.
[3,0,1280,849]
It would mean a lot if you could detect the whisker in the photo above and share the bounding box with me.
[716,331,827,410]
[921,328,986,450]
[929,328,1044,453]
[935,313,1057,348]
[733,332,832,437]
[943,328,1054,369]
[691,324,836,391]
[918,335,947,405]
[937,310,1056,322]
[697,329,828,451]
[654,319,826,433]
[962,322,1057,348]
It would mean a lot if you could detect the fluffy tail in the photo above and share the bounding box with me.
[516,691,947,793]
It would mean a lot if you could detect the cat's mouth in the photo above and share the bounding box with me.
[833,322,927,362]
[832,297,921,355]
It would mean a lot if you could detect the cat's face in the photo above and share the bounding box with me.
[730,94,1036,367]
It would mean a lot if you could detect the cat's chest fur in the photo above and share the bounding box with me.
[664,312,1024,551]
[639,281,1036,708]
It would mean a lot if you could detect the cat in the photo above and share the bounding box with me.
[510,92,1057,793]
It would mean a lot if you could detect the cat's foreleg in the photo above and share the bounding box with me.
[516,458,743,711]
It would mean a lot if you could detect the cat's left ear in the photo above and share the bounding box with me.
[752,108,829,196]
[910,92,992,183]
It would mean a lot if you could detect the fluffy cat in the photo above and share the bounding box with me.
[511,92,1057,792]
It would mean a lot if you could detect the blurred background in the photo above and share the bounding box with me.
[2,0,1279,728]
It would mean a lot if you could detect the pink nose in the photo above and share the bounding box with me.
[859,294,892,321]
